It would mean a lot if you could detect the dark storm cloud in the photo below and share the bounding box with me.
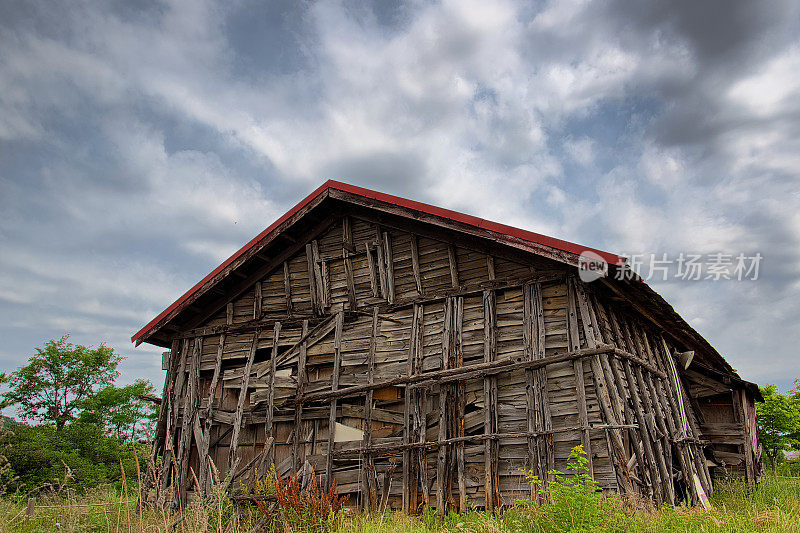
[0,0,798,398]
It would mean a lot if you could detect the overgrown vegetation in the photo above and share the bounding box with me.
[1,467,799,532]
[254,469,349,533]
[757,380,800,469]
[0,422,143,495]
[0,336,156,496]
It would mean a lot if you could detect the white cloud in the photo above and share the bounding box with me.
[0,0,799,390]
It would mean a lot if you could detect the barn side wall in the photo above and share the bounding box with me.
[149,214,740,510]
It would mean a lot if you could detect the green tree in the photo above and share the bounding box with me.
[79,379,159,442]
[0,336,121,429]
[757,383,800,469]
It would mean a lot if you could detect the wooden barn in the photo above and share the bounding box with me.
[134,181,762,511]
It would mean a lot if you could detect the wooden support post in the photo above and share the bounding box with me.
[283,261,293,317]
[486,256,496,282]
[199,333,225,495]
[226,302,234,326]
[523,283,538,500]
[532,282,554,479]
[403,304,422,513]
[312,240,329,310]
[524,281,551,496]
[437,298,452,513]
[343,217,357,310]
[737,389,755,485]
[566,279,594,478]
[254,282,262,319]
[362,309,380,511]
[366,243,379,298]
[177,337,201,505]
[454,297,466,512]
[383,230,395,304]
[414,304,428,508]
[375,229,389,300]
[292,321,308,473]
[305,244,318,313]
[230,330,259,473]
[447,245,459,288]
[410,234,423,296]
[265,321,282,468]
[483,290,499,511]
[325,312,344,490]
[157,340,181,500]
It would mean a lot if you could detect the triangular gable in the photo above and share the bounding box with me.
[132,180,624,346]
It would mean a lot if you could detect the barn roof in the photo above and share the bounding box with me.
[132,180,624,345]
[131,180,756,396]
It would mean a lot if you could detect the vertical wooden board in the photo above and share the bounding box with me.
[482,289,499,511]
[287,254,313,314]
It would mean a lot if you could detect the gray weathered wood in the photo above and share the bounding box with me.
[229,331,258,472]
[325,311,344,490]
[265,321,282,467]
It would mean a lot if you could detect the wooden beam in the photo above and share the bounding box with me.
[302,343,627,404]
[283,262,293,317]
[447,245,459,288]
[254,282,262,320]
[230,330,259,473]
[265,321,282,467]
[292,321,309,472]
[362,309,380,511]
[366,243,379,298]
[383,230,395,304]
[343,218,357,310]
[483,289,498,511]
[566,278,593,478]
[437,298,452,512]
[325,312,344,490]
[410,234,423,296]
[199,333,225,494]
[454,297,466,512]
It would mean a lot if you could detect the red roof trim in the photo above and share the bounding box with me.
[132,180,624,344]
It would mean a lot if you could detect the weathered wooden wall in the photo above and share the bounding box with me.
[148,214,756,511]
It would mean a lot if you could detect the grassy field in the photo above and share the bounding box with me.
[1,477,798,532]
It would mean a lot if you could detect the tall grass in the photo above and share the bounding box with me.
[1,470,798,532]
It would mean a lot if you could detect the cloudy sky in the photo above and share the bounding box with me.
[1,0,799,396]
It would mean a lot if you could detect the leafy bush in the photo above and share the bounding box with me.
[519,445,628,531]
[1,422,143,495]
